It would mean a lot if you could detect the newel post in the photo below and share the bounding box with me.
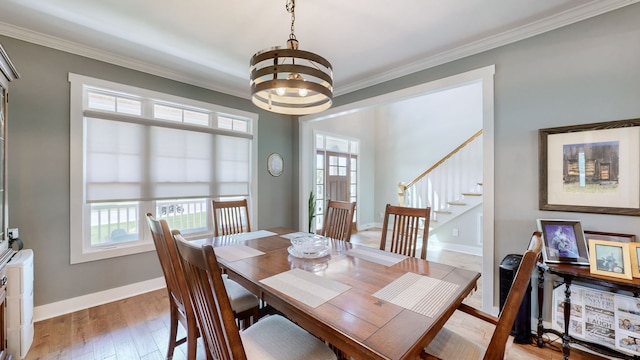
[397,182,407,206]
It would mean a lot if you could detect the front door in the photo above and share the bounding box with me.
[325,151,350,202]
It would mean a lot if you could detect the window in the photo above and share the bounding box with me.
[70,74,258,264]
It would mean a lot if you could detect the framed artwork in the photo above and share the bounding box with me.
[584,230,636,243]
[539,118,640,216]
[629,243,640,278]
[267,153,284,177]
[537,219,589,265]
[588,239,632,280]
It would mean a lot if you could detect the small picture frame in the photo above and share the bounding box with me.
[588,239,632,279]
[584,230,636,243]
[537,219,589,265]
[629,243,640,278]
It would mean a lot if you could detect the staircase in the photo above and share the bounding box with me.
[398,130,483,235]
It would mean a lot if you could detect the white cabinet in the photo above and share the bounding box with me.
[6,250,33,359]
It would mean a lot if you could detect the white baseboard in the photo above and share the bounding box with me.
[34,277,166,322]
[435,242,483,256]
[356,223,377,231]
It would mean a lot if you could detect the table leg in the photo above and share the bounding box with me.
[563,279,572,360]
[537,266,545,348]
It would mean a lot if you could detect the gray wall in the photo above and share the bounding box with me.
[2,2,640,312]
[0,36,296,306]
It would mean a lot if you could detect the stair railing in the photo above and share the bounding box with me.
[398,130,483,219]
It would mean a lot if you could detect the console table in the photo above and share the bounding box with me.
[537,262,640,359]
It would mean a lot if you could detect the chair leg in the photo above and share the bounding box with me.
[234,307,260,330]
[186,318,198,360]
[167,304,179,359]
[252,306,260,325]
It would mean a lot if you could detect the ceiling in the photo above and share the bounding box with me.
[0,0,637,99]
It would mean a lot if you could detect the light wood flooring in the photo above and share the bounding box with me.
[23,229,606,360]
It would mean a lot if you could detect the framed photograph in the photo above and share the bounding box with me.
[584,230,636,243]
[537,219,589,265]
[539,118,640,216]
[588,239,632,279]
[629,243,640,278]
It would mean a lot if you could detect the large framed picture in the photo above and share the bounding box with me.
[588,239,632,280]
[537,219,589,265]
[539,118,640,216]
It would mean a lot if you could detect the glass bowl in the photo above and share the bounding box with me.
[289,234,329,258]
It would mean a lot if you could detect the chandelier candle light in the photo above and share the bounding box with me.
[249,0,333,115]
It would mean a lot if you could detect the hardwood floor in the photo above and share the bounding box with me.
[23,229,606,360]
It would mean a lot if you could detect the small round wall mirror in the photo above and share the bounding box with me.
[267,153,284,177]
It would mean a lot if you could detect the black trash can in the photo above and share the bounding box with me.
[499,254,532,344]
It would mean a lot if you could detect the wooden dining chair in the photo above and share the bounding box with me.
[379,204,431,259]
[170,229,260,330]
[173,233,338,360]
[421,232,543,360]
[146,214,259,360]
[322,200,356,241]
[212,199,251,236]
[146,213,199,360]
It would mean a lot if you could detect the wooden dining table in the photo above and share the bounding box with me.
[190,227,480,360]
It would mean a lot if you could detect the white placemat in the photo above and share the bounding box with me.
[223,230,277,241]
[260,268,351,308]
[214,245,265,262]
[280,231,313,240]
[373,272,460,317]
[346,247,407,266]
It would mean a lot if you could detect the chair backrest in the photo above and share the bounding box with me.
[322,200,356,241]
[484,231,543,360]
[379,204,431,259]
[145,213,192,318]
[212,199,251,237]
[174,233,247,360]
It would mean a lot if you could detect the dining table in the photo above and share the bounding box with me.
[190,227,481,360]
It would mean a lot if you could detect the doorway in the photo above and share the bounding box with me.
[299,65,496,314]
[314,133,359,233]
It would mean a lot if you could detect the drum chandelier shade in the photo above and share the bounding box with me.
[249,0,333,115]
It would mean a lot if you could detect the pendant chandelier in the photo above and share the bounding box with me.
[249,0,333,115]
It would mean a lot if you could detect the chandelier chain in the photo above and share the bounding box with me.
[286,0,296,41]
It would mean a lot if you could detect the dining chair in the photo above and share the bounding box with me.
[212,199,251,236]
[322,200,356,241]
[379,204,431,260]
[421,231,543,360]
[170,229,260,330]
[145,214,259,360]
[173,233,338,360]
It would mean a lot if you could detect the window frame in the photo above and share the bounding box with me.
[69,73,258,264]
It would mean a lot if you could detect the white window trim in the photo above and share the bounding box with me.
[69,73,258,264]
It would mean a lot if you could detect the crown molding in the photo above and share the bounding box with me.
[1,0,638,99]
[0,23,250,99]
[336,0,639,96]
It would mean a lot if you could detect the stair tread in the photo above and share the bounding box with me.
[448,201,467,205]
[462,192,482,196]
